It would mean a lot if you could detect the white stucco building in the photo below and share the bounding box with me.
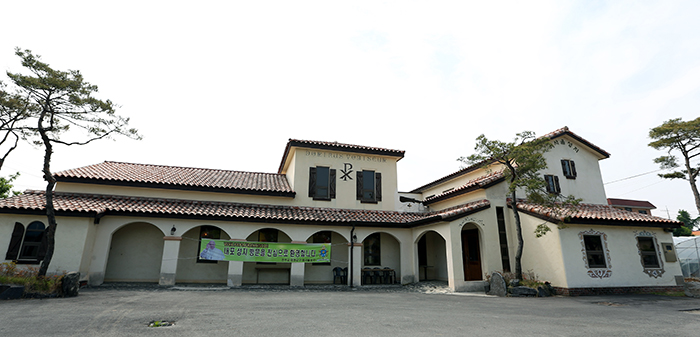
[0,127,684,294]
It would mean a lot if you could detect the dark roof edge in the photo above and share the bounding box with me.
[550,131,610,159]
[510,205,681,229]
[423,176,505,205]
[54,177,297,198]
[278,140,405,173]
[409,159,490,193]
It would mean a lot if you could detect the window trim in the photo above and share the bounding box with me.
[635,231,664,278]
[578,230,612,279]
[309,166,336,201]
[561,159,577,179]
[356,170,382,203]
[544,174,561,194]
[7,221,48,265]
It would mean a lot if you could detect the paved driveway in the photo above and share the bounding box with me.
[1,286,700,336]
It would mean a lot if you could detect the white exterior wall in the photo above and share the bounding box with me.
[542,136,607,204]
[0,215,92,278]
[285,147,400,211]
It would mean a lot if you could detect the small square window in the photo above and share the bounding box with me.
[309,167,335,200]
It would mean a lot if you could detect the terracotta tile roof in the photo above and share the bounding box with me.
[278,139,405,173]
[411,126,609,193]
[607,198,656,209]
[54,161,295,197]
[423,170,505,205]
[0,191,490,227]
[514,200,681,228]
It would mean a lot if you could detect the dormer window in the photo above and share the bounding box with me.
[309,167,336,200]
[357,170,382,203]
[561,159,577,179]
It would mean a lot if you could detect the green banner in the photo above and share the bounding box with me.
[199,239,331,263]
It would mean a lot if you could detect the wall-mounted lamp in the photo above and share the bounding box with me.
[170,225,177,235]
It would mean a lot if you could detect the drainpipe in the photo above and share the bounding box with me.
[350,223,356,287]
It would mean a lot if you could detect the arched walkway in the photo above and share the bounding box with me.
[176,225,231,283]
[242,227,292,284]
[303,230,349,284]
[416,230,447,281]
[104,222,164,282]
[361,232,401,284]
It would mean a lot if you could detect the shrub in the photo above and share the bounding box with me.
[0,261,65,295]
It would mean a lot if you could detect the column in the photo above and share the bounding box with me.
[290,241,306,287]
[159,236,182,286]
[348,242,362,286]
[227,239,246,287]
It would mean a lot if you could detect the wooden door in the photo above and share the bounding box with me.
[462,229,482,281]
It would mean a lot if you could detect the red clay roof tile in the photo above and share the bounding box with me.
[0,191,489,226]
[54,161,294,196]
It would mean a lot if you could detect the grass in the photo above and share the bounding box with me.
[0,261,64,295]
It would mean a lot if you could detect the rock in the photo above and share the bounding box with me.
[510,279,521,287]
[511,286,538,297]
[0,285,24,300]
[487,272,507,297]
[537,285,551,297]
[684,280,700,298]
[62,272,80,297]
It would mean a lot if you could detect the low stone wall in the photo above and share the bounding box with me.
[553,285,684,296]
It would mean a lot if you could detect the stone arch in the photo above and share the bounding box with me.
[104,221,164,283]
[242,227,292,284]
[176,224,231,284]
[415,230,447,281]
[303,229,350,284]
[360,231,401,280]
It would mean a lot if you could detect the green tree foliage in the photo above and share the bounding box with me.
[649,117,700,216]
[459,131,579,280]
[675,209,699,236]
[0,173,20,199]
[3,48,141,276]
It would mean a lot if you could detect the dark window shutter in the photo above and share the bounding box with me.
[375,172,382,201]
[561,160,568,176]
[356,171,363,200]
[5,222,24,260]
[308,167,317,198]
[330,169,336,199]
[554,176,561,193]
[570,161,577,177]
[38,228,48,260]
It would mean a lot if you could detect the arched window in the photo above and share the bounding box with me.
[4,221,47,264]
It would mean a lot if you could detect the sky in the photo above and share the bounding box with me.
[1,1,699,219]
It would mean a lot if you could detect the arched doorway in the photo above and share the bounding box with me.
[242,228,292,284]
[176,225,230,283]
[416,230,447,281]
[304,230,349,284]
[361,232,401,284]
[461,224,483,281]
[104,222,164,282]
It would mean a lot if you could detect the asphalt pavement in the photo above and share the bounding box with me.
[1,284,699,337]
